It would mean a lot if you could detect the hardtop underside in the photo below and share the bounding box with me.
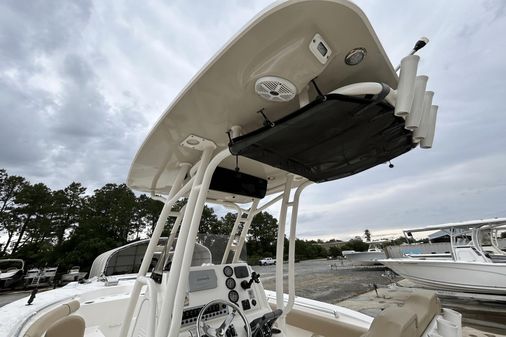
[229,93,415,183]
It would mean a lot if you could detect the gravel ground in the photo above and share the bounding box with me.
[253,258,398,304]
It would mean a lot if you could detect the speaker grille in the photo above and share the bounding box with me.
[255,76,296,102]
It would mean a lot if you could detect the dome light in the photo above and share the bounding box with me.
[345,48,367,65]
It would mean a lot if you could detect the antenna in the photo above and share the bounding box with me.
[395,37,429,72]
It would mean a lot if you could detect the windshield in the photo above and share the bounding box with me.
[153,234,247,276]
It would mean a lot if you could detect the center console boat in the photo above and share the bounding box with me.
[0,1,462,336]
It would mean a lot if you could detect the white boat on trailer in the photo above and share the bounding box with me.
[0,1,461,337]
[342,242,386,266]
[380,218,506,295]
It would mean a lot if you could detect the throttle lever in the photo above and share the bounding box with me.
[241,271,260,289]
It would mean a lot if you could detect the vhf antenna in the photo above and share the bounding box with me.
[394,37,429,72]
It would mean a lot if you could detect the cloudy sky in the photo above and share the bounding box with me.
[1,0,505,240]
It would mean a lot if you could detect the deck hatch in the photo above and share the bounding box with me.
[229,94,414,183]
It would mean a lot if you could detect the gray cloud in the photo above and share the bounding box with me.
[0,0,505,241]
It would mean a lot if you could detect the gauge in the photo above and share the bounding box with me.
[223,266,233,277]
[225,277,236,289]
[228,290,239,303]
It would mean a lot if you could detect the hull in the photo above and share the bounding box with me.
[343,251,386,265]
[381,259,506,294]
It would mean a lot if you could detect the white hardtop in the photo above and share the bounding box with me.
[404,217,506,234]
[127,0,398,201]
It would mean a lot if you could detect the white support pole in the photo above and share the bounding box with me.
[284,181,311,317]
[450,228,456,261]
[222,209,244,264]
[233,200,260,263]
[255,194,284,214]
[119,163,190,337]
[137,276,157,337]
[167,148,231,337]
[163,204,187,264]
[275,175,294,318]
[155,148,215,337]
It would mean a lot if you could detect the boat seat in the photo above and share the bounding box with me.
[361,307,417,337]
[285,307,367,337]
[23,300,80,337]
[403,291,441,335]
[45,315,85,337]
[362,291,441,337]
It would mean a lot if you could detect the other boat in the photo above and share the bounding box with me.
[0,1,461,337]
[0,259,24,290]
[61,267,88,284]
[342,242,386,266]
[23,267,58,288]
[380,218,506,294]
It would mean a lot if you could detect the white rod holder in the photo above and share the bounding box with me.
[394,55,420,117]
[413,91,434,141]
[421,105,438,149]
[405,75,428,130]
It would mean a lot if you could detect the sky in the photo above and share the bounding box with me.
[1,0,505,241]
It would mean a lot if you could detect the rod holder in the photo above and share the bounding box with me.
[394,55,420,117]
[420,105,438,149]
[405,76,428,130]
[413,91,434,141]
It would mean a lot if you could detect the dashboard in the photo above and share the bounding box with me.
[179,263,272,336]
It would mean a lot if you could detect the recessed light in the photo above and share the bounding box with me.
[345,48,367,65]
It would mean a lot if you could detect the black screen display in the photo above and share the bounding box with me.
[234,266,249,279]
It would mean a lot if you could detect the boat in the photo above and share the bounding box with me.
[342,242,386,266]
[0,259,24,290]
[61,267,88,284]
[23,267,58,288]
[0,1,462,337]
[380,218,506,295]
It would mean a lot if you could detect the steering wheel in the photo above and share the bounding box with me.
[196,299,251,337]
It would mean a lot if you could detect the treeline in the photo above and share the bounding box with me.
[0,169,331,271]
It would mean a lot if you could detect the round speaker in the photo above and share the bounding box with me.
[255,76,296,102]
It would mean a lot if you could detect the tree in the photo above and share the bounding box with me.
[0,169,28,254]
[134,194,163,237]
[246,211,278,259]
[51,182,86,246]
[341,238,368,252]
[11,182,52,254]
[364,229,371,242]
[83,183,138,242]
[328,245,342,257]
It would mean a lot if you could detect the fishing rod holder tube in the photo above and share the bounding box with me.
[394,55,420,117]
[420,104,438,149]
[413,91,435,142]
[405,75,429,130]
